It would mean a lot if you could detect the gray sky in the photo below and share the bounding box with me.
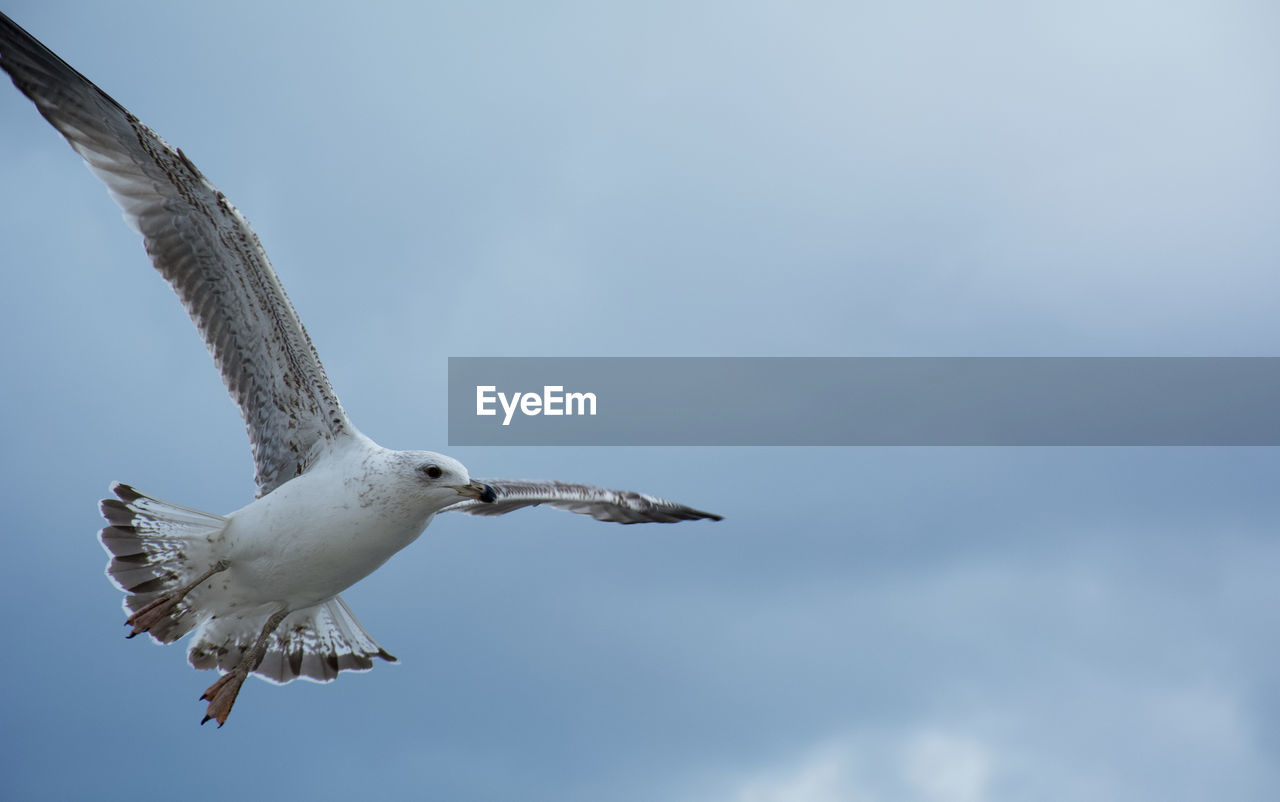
[2,2,1279,800]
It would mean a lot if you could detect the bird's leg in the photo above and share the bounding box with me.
[200,608,288,727]
[125,559,230,638]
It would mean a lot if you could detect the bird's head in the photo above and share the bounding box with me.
[400,450,495,508]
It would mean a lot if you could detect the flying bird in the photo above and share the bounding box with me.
[0,13,720,727]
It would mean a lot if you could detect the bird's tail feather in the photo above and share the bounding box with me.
[99,482,227,643]
[189,595,398,685]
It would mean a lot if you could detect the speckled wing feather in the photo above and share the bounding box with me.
[0,13,349,494]
[442,480,723,524]
[189,596,397,685]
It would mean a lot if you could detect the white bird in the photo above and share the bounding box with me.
[0,13,720,727]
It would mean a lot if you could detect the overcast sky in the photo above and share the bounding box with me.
[2,2,1279,800]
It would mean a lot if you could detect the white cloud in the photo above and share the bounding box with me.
[719,729,993,802]
[733,740,867,802]
[902,731,992,802]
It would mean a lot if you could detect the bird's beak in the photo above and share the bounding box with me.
[449,480,497,503]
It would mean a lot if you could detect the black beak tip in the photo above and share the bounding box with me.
[479,483,497,504]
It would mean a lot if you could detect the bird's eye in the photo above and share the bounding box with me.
[422,465,443,479]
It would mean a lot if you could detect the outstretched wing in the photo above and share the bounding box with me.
[442,479,723,524]
[0,13,350,495]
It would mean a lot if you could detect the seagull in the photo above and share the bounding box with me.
[0,13,720,727]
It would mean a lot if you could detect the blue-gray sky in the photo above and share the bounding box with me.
[2,2,1279,800]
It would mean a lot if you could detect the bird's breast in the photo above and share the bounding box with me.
[219,466,434,609]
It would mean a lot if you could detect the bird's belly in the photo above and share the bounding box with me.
[220,487,432,609]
